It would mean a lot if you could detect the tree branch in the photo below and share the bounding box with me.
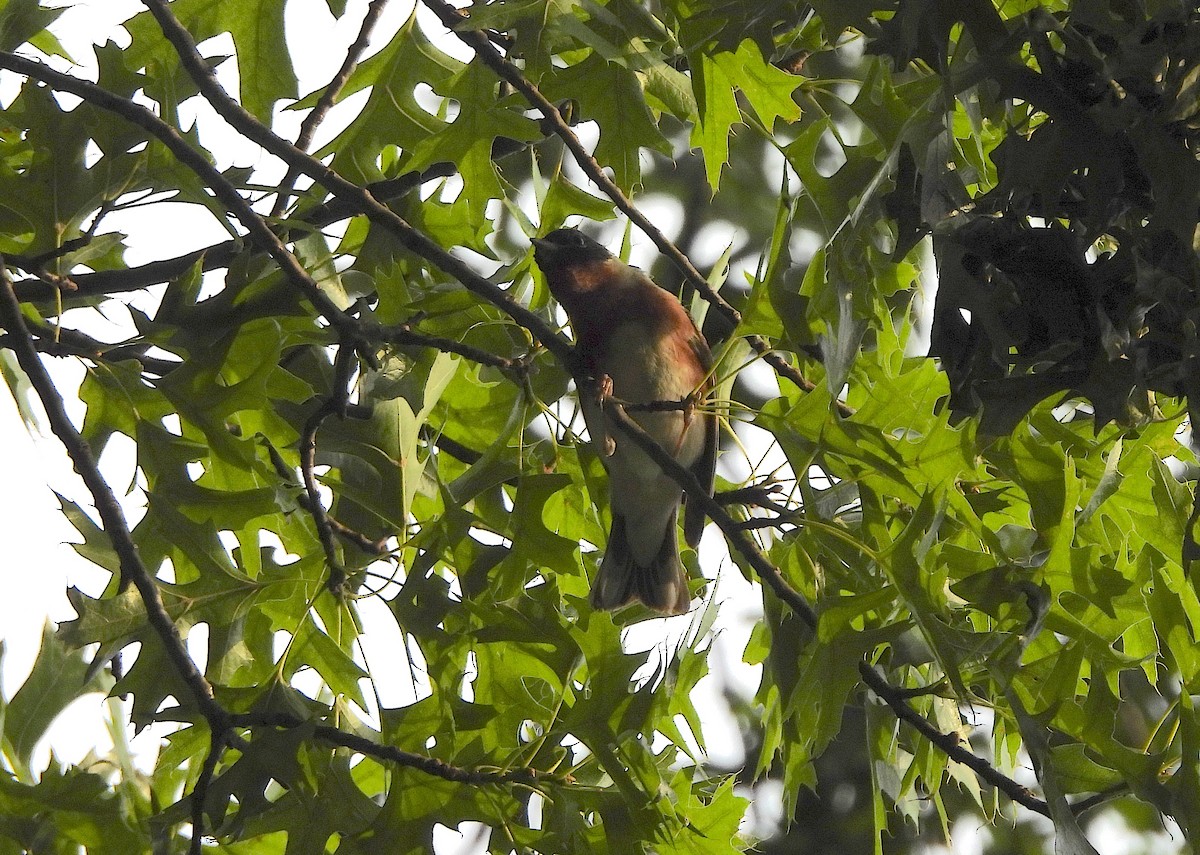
[137,0,577,371]
[0,51,359,344]
[857,663,1050,817]
[0,319,180,376]
[6,166,445,303]
[271,0,391,217]
[189,730,229,855]
[601,401,1053,817]
[0,259,225,728]
[370,319,531,377]
[229,710,571,788]
[301,344,359,593]
[1069,783,1130,817]
[420,0,838,410]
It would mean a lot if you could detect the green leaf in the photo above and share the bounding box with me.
[713,39,801,131]
[311,12,462,184]
[1008,691,1101,855]
[408,63,539,228]
[687,48,740,191]
[123,0,296,120]
[542,53,671,190]
[0,766,147,851]
[0,0,65,54]
[3,625,110,770]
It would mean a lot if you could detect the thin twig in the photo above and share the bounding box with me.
[371,320,529,376]
[300,344,359,593]
[325,516,393,555]
[262,433,395,555]
[6,318,179,375]
[1069,783,1130,816]
[228,711,572,788]
[272,0,391,216]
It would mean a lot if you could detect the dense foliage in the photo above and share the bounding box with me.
[0,0,1198,852]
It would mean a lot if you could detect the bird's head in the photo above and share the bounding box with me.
[531,228,621,309]
[531,228,613,276]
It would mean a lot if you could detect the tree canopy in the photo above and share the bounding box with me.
[0,0,1198,853]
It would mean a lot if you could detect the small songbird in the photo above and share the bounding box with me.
[531,228,717,614]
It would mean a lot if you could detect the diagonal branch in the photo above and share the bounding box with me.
[0,51,358,343]
[2,317,180,376]
[0,259,225,730]
[12,133,530,305]
[856,662,1051,816]
[272,0,391,217]
[229,710,572,788]
[601,400,1053,818]
[137,0,577,370]
[8,163,456,303]
[420,0,835,408]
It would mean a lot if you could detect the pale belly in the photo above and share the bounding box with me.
[582,323,705,480]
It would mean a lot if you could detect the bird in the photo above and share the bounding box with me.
[531,227,717,614]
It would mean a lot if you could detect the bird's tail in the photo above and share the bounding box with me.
[590,511,691,615]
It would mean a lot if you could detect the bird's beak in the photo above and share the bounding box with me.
[531,236,558,270]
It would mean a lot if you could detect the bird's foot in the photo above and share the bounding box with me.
[593,374,616,457]
[672,390,702,455]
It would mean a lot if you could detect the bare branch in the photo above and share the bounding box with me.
[272,0,391,217]
[262,432,395,555]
